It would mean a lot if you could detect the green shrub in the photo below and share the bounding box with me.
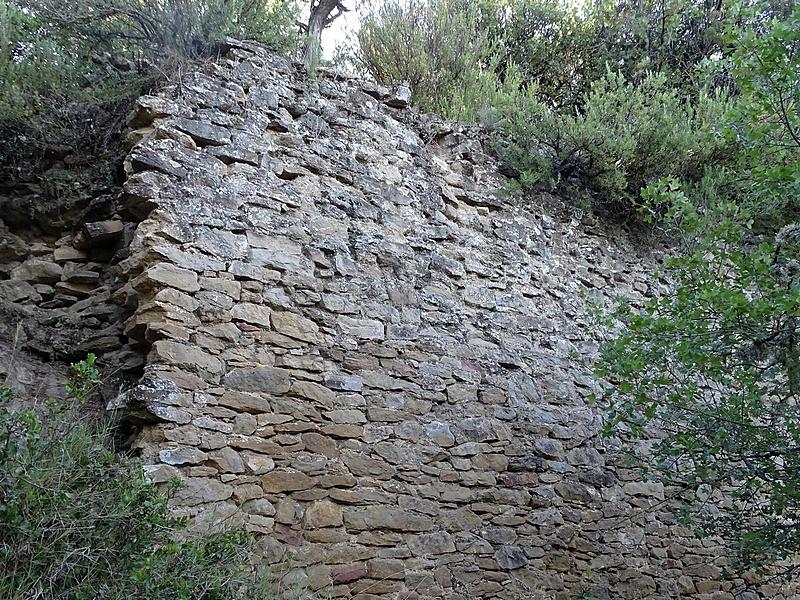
[490,70,729,217]
[481,0,602,109]
[357,0,505,121]
[0,356,275,600]
[595,7,800,578]
[596,189,800,576]
[720,4,800,229]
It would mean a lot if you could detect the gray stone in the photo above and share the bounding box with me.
[424,421,455,447]
[271,311,320,342]
[159,446,208,465]
[323,372,363,392]
[171,478,233,506]
[223,367,291,393]
[230,303,271,326]
[409,531,456,556]
[494,545,528,570]
[338,316,384,340]
[173,117,231,146]
[150,340,222,374]
[136,263,199,293]
[11,259,62,284]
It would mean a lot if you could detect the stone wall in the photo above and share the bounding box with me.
[8,38,792,599]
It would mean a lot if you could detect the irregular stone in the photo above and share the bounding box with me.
[75,221,125,249]
[338,316,384,340]
[11,259,62,284]
[53,246,88,263]
[150,340,222,375]
[223,367,291,393]
[243,498,276,517]
[230,303,271,327]
[136,263,199,292]
[367,559,406,580]
[271,311,320,342]
[0,280,38,302]
[242,452,275,475]
[173,117,231,146]
[409,531,456,556]
[248,235,312,273]
[159,446,208,465]
[261,470,315,493]
[304,500,343,528]
[323,372,363,392]
[208,447,244,473]
[424,421,455,447]
[218,390,271,413]
[331,563,367,584]
[171,478,233,506]
[494,545,528,570]
[534,438,565,460]
[385,84,411,108]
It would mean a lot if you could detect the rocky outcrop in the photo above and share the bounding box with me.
[0,200,145,405]
[2,38,794,599]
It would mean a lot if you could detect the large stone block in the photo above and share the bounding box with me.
[223,366,291,393]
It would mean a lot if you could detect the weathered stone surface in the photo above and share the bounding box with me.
[494,545,528,570]
[261,470,315,493]
[218,390,271,413]
[303,499,343,528]
[343,507,434,532]
[0,280,38,302]
[223,367,291,393]
[271,311,319,342]
[230,303,271,326]
[408,531,456,556]
[242,452,275,475]
[323,372,363,392]
[159,446,209,465]
[338,316,384,340]
[173,118,231,146]
[136,263,199,293]
[208,447,245,473]
[424,421,455,447]
[171,478,233,506]
[150,340,222,374]
[75,220,124,248]
[11,259,62,284]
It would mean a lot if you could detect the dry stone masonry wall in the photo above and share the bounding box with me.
[61,40,797,599]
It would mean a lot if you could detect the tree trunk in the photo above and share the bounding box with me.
[302,0,343,69]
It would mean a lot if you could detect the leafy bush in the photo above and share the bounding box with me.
[596,190,800,576]
[583,0,729,93]
[0,356,275,600]
[720,4,800,228]
[490,70,729,217]
[357,0,505,121]
[595,8,800,578]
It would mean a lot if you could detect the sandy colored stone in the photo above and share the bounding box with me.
[303,499,343,528]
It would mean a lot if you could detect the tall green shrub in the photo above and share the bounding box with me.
[596,7,800,579]
[357,0,504,121]
[722,4,800,228]
[491,70,728,217]
[0,357,276,600]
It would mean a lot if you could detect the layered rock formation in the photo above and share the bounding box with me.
[1,39,794,599]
